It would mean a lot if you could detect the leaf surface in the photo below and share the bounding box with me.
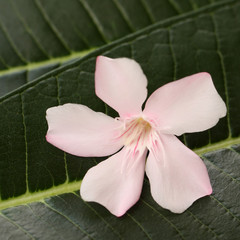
[0,0,227,97]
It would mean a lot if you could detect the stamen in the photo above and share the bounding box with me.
[121,117,152,153]
[119,117,161,174]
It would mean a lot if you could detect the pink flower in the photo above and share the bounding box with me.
[46,56,226,217]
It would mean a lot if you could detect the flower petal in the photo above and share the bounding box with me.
[95,56,148,117]
[143,73,227,136]
[46,103,123,157]
[146,133,212,213]
[80,147,147,217]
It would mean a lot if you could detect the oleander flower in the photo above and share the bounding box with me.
[46,56,226,217]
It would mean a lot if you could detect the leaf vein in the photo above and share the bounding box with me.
[43,200,94,240]
[0,212,35,240]
[20,93,29,193]
[140,199,185,240]
[10,0,50,59]
[186,209,221,239]
[203,155,240,184]
[139,0,156,23]
[112,0,135,31]
[77,0,109,43]
[33,0,71,53]
[0,21,27,64]
[0,55,10,69]
[210,195,240,224]
[127,212,153,240]
[73,192,123,240]
[211,13,231,137]
[26,204,65,240]
[168,0,184,13]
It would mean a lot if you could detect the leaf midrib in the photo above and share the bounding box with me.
[0,48,95,76]
[0,136,239,211]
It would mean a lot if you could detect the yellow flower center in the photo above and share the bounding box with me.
[122,117,152,151]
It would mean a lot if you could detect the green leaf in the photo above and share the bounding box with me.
[0,0,216,70]
[0,144,240,239]
[0,0,240,239]
[0,0,226,97]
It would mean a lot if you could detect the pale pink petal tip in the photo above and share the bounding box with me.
[95,56,148,117]
[45,134,51,143]
[146,134,213,214]
[80,148,146,217]
[207,185,213,195]
[45,103,123,157]
[143,72,227,136]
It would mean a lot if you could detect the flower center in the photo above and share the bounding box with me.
[122,117,152,151]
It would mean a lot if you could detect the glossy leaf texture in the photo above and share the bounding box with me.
[0,0,240,239]
[0,0,225,69]
[0,0,225,97]
[1,145,240,240]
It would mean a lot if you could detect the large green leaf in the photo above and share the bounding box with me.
[0,0,225,97]
[0,0,240,239]
[0,0,222,70]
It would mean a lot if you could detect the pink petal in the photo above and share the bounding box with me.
[95,56,148,118]
[80,147,147,217]
[143,73,227,136]
[146,133,212,213]
[46,103,123,157]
